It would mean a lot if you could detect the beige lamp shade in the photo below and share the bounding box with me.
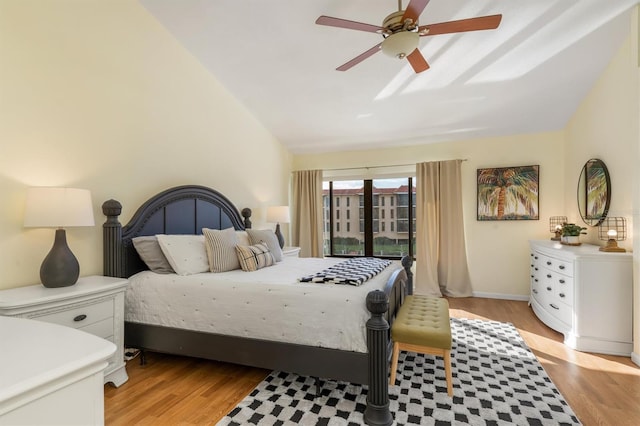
[266,206,290,224]
[24,187,95,228]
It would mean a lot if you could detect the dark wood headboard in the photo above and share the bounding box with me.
[102,185,252,278]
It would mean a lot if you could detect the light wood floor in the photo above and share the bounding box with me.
[104,297,640,425]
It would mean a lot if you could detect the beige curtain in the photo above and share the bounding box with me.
[291,170,324,257]
[416,160,472,297]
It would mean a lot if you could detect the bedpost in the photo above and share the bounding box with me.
[364,290,393,426]
[102,199,123,278]
[401,255,414,295]
[241,208,252,229]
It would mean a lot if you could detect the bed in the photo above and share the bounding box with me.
[102,185,412,423]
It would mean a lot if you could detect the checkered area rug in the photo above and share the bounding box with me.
[218,318,581,425]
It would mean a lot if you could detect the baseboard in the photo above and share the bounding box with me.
[471,292,530,302]
[632,352,640,367]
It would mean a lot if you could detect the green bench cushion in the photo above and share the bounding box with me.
[391,295,452,350]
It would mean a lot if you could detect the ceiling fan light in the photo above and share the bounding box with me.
[381,32,419,59]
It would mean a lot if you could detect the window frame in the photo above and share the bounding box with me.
[324,177,414,260]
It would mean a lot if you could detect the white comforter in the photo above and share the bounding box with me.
[125,257,400,353]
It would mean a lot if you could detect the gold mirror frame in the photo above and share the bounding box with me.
[577,158,611,227]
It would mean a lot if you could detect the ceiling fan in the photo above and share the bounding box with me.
[315,0,502,73]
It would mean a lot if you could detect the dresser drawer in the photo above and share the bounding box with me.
[530,277,546,306]
[34,298,114,330]
[554,276,573,306]
[546,298,571,325]
[539,254,573,276]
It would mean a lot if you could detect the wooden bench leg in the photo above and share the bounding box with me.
[389,341,400,385]
[444,349,453,396]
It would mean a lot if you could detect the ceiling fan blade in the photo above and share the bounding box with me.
[403,0,431,24]
[419,14,502,36]
[407,49,430,73]
[336,43,382,71]
[316,16,382,33]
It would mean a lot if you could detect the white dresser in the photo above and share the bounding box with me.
[0,276,129,386]
[529,240,632,356]
[0,316,115,425]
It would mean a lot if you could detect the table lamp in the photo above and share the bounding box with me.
[549,216,567,241]
[598,217,626,253]
[24,187,95,287]
[266,206,290,249]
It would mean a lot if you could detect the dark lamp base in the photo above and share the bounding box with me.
[40,228,80,288]
[274,223,285,249]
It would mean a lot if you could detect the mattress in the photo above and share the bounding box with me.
[124,257,400,353]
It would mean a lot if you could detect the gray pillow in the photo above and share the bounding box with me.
[246,229,283,262]
[132,236,175,274]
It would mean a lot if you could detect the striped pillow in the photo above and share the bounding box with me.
[203,227,240,272]
[236,243,275,272]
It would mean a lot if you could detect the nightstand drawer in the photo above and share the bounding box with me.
[79,317,114,340]
[36,298,114,330]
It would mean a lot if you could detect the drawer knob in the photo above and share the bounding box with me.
[559,293,565,298]
[546,274,552,278]
[559,279,565,284]
[73,314,87,322]
[559,265,565,270]
[546,287,552,291]
[546,261,552,266]
[532,289,538,294]
[534,256,538,260]
[550,303,559,310]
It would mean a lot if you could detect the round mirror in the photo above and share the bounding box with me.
[577,158,611,226]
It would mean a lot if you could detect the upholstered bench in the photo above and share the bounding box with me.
[389,295,453,396]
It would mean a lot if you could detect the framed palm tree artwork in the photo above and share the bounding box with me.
[477,165,539,221]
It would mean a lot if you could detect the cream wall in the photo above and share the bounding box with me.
[0,1,292,289]
[565,14,638,249]
[566,9,640,361]
[294,131,566,299]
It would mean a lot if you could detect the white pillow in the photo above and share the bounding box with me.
[203,227,240,272]
[156,235,209,276]
[236,230,251,246]
[246,229,283,262]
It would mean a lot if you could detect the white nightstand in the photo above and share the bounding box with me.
[282,246,301,258]
[0,275,129,387]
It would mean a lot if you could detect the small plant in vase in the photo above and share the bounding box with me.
[561,223,587,245]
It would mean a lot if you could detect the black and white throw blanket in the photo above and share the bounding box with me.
[298,257,392,286]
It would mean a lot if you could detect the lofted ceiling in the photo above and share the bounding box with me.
[140,0,638,154]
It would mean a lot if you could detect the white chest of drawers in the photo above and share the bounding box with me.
[0,275,129,386]
[529,240,632,356]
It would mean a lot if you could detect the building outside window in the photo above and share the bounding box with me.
[322,178,415,258]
